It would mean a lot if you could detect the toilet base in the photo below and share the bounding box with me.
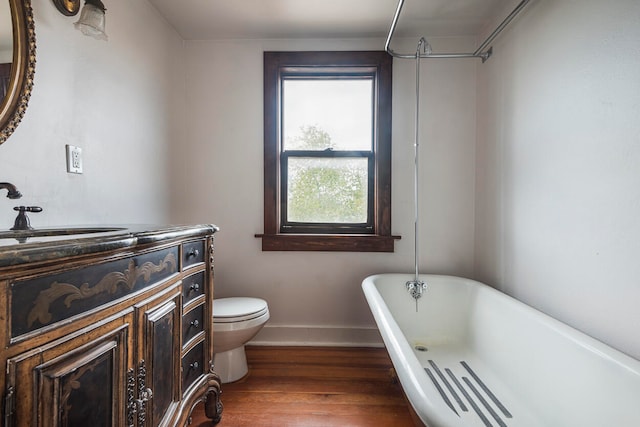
[213,346,249,383]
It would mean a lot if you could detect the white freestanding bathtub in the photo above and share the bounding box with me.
[362,274,640,427]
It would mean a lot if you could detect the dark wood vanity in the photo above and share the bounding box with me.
[0,224,222,426]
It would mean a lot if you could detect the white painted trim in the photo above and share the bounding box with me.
[249,325,384,347]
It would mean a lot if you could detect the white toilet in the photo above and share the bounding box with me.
[212,297,269,383]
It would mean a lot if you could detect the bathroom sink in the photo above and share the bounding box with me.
[0,227,127,241]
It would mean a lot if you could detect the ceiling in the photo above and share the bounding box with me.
[147,0,514,41]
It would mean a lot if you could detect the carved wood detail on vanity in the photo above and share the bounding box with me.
[25,250,177,330]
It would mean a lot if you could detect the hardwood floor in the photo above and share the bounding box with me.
[189,346,417,427]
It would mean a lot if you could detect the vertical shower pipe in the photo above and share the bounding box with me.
[406,38,429,307]
[413,38,424,282]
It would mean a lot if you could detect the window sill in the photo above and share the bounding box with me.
[255,233,400,252]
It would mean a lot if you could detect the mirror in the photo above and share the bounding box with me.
[0,1,12,101]
[0,0,35,145]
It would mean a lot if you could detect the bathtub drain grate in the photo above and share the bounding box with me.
[425,360,512,427]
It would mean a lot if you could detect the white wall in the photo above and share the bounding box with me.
[475,0,640,358]
[0,0,184,227]
[172,36,478,345]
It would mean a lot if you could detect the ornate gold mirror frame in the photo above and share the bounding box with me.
[0,0,36,145]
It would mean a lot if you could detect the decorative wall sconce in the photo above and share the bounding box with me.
[52,0,108,41]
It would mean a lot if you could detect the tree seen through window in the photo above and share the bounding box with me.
[287,125,367,223]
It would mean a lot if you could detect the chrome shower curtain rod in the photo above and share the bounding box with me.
[384,0,532,62]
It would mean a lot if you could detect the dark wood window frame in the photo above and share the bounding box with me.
[257,51,400,252]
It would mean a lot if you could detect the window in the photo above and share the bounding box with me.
[258,51,399,252]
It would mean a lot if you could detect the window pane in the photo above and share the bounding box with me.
[282,79,373,151]
[287,157,368,223]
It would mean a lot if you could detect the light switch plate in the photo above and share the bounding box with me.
[66,144,83,174]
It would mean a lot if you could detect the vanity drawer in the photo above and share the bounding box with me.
[182,304,204,347]
[10,246,179,340]
[182,240,205,269]
[182,341,205,393]
[182,271,204,305]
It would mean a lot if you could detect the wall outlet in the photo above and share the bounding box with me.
[66,145,83,174]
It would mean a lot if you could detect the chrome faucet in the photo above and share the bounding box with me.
[406,279,427,312]
[0,182,22,199]
[406,279,427,300]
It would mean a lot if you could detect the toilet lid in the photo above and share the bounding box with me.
[213,297,268,322]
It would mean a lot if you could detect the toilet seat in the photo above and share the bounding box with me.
[213,297,268,323]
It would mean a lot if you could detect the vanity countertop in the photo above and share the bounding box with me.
[0,224,219,268]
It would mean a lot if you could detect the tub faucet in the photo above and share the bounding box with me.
[406,279,427,300]
[0,182,22,200]
[406,279,427,311]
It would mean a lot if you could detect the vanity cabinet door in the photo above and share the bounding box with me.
[135,287,182,427]
[4,319,130,427]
